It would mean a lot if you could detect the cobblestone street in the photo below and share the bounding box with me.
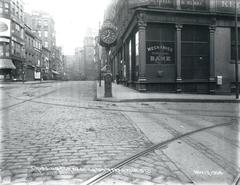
[0,81,239,185]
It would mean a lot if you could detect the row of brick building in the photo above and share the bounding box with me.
[0,0,64,81]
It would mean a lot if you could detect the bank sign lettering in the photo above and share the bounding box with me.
[217,0,240,12]
[149,0,240,13]
[147,42,174,64]
[151,0,174,8]
[181,0,207,10]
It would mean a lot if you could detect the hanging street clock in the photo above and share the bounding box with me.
[99,21,117,47]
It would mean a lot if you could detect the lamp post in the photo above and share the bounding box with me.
[99,20,117,98]
[235,0,239,99]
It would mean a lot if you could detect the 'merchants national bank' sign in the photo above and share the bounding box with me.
[129,0,240,13]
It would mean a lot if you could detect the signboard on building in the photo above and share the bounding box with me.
[216,0,240,13]
[150,0,174,8]
[0,18,10,37]
[129,0,150,8]
[181,0,208,10]
[146,42,175,64]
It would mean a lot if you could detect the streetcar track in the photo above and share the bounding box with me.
[157,108,240,148]
[4,90,240,118]
[81,121,236,185]
[6,97,238,119]
[172,116,240,148]
[0,89,59,111]
[143,112,240,177]
[131,103,240,147]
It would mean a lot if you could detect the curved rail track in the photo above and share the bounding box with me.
[3,92,240,119]
[80,121,237,185]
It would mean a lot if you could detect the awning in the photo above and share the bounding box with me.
[51,70,60,75]
[0,59,16,69]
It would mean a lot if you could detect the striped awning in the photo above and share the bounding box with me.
[51,70,60,75]
[0,59,16,69]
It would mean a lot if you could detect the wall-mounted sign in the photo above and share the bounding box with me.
[0,18,10,37]
[216,0,240,13]
[181,0,208,10]
[146,41,175,64]
[129,0,150,8]
[150,0,174,8]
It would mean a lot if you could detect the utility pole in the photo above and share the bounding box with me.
[235,0,239,99]
[98,22,101,87]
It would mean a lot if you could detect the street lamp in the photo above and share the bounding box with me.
[235,0,239,99]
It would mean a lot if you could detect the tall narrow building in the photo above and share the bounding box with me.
[0,0,25,80]
[83,28,98,80]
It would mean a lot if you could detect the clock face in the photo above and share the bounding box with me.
[100,28,117,45]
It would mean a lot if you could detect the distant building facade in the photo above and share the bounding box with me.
[75,47,85,79]
[0,0,25,80]
[104,0,240,94]
[41,46,50,80]
[25,10,63,79]
[24,24,36,80]
[33,33,42,80]
[26,11,56,51]
[83,28,98,80]
[51,46,64,79]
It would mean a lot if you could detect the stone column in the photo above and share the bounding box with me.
[209,26,216,94]
[137,12,147,92]
[176,24,182,93]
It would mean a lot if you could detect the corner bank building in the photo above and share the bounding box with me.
[104,0,240,94]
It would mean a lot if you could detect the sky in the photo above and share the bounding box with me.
[23,0,111,55]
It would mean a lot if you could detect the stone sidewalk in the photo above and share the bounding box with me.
[0,80,58,86]
[96,81,240,103]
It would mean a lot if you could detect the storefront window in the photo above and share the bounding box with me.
[0,43,10,57]
[146,24,175,64]
[181,26,209,80]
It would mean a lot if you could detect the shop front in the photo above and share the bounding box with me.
[110,0,240,94]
